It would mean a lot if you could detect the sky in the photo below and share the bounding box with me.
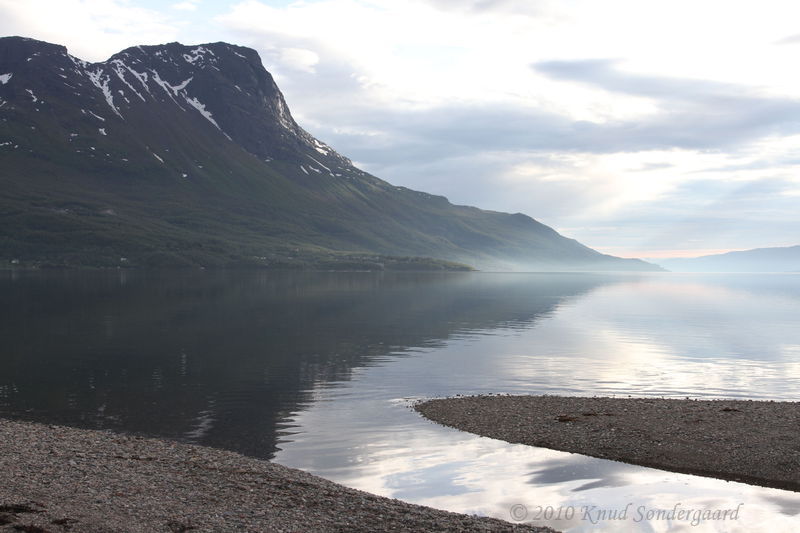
[1,0,799,259]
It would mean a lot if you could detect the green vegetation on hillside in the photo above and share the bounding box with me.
[0,36,659,272]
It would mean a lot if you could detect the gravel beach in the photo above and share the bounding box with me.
[0,418,554,533]
[416,395,800,491]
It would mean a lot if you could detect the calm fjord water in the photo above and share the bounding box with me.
[2,270,799,531]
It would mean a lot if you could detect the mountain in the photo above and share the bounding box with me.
[0,36,659,271]
[656,245,800,272]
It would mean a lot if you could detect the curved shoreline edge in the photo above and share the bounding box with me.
[0,418,552,533]
[415,395,800,493]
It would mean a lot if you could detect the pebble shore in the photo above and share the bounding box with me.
[416,395,800,491]
[0,418,554,533]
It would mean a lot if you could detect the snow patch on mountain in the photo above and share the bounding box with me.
[306,154,333,175]
[0,73,11,85]
[86,68,123,118]
[169,77,193,95]
[184,96,230,140]
[183,47,215,65]
[274,97,294,131]
[150,70,185,108]
[312,139,330,155]
[67,54,89,69]
[110,60,147,102]
[121,64,151,94]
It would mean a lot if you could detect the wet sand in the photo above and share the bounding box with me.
[415,395,800,491]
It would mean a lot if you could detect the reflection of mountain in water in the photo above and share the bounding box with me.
[0,270,611,458]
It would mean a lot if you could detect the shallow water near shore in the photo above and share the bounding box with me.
[1,270,799,531]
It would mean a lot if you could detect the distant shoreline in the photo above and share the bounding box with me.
[0,417,550,532]
[415,395,800,492]
[0,256,475,272]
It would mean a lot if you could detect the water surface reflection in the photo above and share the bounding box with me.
[1,271,799,531]
[0,270,603,455]
[274,273,800,531]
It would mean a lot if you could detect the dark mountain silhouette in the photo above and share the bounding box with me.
[0,36,659,271]
[657,245,800,272]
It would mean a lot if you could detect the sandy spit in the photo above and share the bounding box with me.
[0,418,555,533]
[415,395,800,492]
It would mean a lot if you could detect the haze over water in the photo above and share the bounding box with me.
[1,270,799,531]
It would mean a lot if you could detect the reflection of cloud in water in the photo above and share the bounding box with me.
[279,394,800,531]
[269,273,800,531]
[386,463,474,500]
[494,275,800,400]
[527,456,640,492]
[762,495,800,516]
[5,271,800,531]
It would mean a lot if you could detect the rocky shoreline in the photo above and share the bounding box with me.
[0,418,553,533]
[415,395,800,491]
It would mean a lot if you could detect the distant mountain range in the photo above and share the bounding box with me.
[656,245,800,272]
[0,36,659,271]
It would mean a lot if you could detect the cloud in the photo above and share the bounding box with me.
[694,156,800,174]
[4,0,799,257]
[219,2,800,161]
[217,4,800,252]
[312,90,800,172]
[774,32,800,45]
[535,58,774,106]
[586,174,800,256]
[279,47,320,73]
[172,0,200,11]
[422,0,550,16]
[533,59,800,150]
[249,46,800,179]
[0,0,179,61]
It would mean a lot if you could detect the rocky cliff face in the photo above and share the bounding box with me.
[1,37,353,175]
[0,36,660,271]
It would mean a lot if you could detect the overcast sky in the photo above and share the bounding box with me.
[2,0,799,259]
